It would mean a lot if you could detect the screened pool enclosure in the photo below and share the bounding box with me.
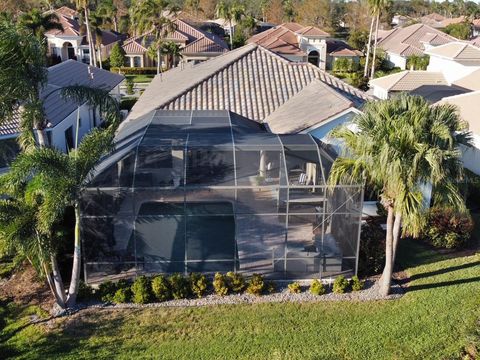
[81,110,363,283]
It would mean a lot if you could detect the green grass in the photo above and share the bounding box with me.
[125,74,155,83]
[1,239,479,359]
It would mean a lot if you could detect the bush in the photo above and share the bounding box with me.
[333,275,349,294]
[226,271,245,293]
[113,287,132,303]
[309,279,326,295]
[266,281,276,294]
[98,281,117,303]
[168,273,190,299]
[358,219,386,277]
[189,273,208,298]
[424,207,473,249]
[120,97,137,111]
[350,276,365,291]
[111,67,158,75]
[213,272,229,296]
[131,276,152,304]
[333,58,359,73]
[288,282,302,294]
[125,77,134,95]
[151,275,172,302]
[77,281,94,302]
[246,273,265,296]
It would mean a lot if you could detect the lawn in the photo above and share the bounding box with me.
[1,239,479,360]
[125,74,155,83]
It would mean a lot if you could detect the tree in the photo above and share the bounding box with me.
[0,21,49,147]
[297,0,332,29]
[216,0,245,49]
[406,54,430,70]
[329,94,472,296]
[369,0,391,79]
[109,42,126,68]
[348,29,369,52]
[130,0,178,74]
[162,41,183,69]
[18,9,64,40]
[97,0,119,32]
[443,22,472,40]
[76,0,96,67]
[185,0,202,18]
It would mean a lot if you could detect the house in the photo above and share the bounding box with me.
[473,19,480,37]
[420,13,467,29]
[391,14,412,28]
[81,109,364,283]
[45,6,125,64]
[368,70,467,102]
[0,61,124,171]
[126,43,370,143]
[425,42,480,83]
[436,91,480,175]
[377,23,457,69]
[121,19,229,68]
[247,23,362,71]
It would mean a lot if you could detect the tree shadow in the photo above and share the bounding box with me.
[406,276,480,292]
[408,260,480,282]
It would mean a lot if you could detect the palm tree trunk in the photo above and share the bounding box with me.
[66,203,81,307]
[43,262,66,309]
[51,255,66,305]
[379,205,395,296]
[113,17,118,32]
[97,47,103,69]
[84,8,96,67]
[36,128,49,147]
[229,20,233,49]
[391,212,402,266]
[157,48,161,75]
[370,12,380,79]
[364,16,375,77]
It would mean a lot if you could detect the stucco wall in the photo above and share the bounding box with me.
[427,56,480,84]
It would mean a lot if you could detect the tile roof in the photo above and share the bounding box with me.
[436,91,480,134]
[248,23,331,57]
[326,40,363,57]
[425,42,480,64]
[369,70,448,91]
[55,6,78,18]
[45,10,80,36]
[125,44,369,132]
[0,61,124,137]
[377,23,456,57]
[122,19,228,56]
[453,68,480,91]
[470,36,480,47]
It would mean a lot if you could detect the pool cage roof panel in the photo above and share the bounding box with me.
[86,110,339,189]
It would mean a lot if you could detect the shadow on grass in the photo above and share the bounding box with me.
[408,260,480,282]
[406,276,480,292]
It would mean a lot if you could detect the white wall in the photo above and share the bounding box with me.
[427,56,480,84]
[462,134,480,175]
[371,85,390,99]
[385,52,407,70]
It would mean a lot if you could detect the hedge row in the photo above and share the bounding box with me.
[78,273,365,305]
[111,67,160,75]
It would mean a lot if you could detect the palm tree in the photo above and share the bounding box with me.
[185,0,202,18]
[216,1,245,49]
[97,0,119,32]
[18,9,64,40]
[88,15,105,69]
[76,0,96,67]
[162,41,183,69]
[130,0,178,74]
[0,21,49,147]
[369,0,390,79]
[1,86,121,309]
[328,94,472,296]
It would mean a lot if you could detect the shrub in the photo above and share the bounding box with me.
[424,207,473,249]
[226,271,245,293]
[189,273,208,298]
[288,282,302,294]
[358,219,386,277]
[333,275,349,294]
[120,97,137,111]
[151,275,172,302]
[246,273,265,296]
[113,287,132,303]
[125,77,134,95]
[131,276,152,304]
[213,272,229,296]
[98,281,117,303]
[168,273,190,299]
[77,281,94,302]
[309,279,326,295]
[351,276,365,291]
[111,66,159,75]
[109,42,126,68]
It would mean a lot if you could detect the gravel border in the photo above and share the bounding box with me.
[70,279,404,313]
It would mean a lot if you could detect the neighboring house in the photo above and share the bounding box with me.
[122,19,229,67]
[0,61,124,171]
[391,14,412,28]
[473,19,480,37]
[470,35,480,48]
[125,43,370,143]
[247,23,361,71]
[436,91,480,175]
[45,6,125,63]
[419,13,467,29]
[377,23,457,69]
[425,42,480,83]
[369,70,467,102]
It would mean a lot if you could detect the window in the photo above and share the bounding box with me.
[133,56,142,68]
[65,126,74,152]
